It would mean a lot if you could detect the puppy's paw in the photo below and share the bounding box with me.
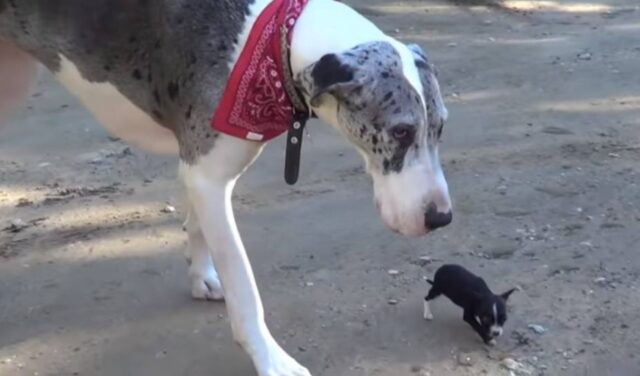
[486,338,497,346]
[423,312,434,321]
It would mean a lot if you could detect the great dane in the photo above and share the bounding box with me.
[0,0,452,375]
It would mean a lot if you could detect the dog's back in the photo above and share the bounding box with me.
[0,0,257,156]
[429,264,491,308]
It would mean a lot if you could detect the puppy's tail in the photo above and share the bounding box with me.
[426,279,434,285]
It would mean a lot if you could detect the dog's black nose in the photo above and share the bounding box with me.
[424,203,452,230]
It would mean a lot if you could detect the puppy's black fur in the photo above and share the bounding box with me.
[424,264,517,344]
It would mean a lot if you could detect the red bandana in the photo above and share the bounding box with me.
[211,0,309,142]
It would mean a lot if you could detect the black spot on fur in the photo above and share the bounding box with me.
[393,107,402,114]
[372,135,379,145]
[167,82,179,101]
[311,54,354,92]
[218,41,228,51]
[414,59,428,70]
[381,71,390,79]
[132,69,142,80]
[383,92,393,102]
[185,105,193,120]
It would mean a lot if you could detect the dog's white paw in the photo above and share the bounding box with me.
[255,344,311,376]
[191,272,224,301]
[487,339,497,346]
[423,301,434,320]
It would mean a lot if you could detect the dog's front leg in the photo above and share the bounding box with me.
[463,310,494,346]
[180,135,311,376]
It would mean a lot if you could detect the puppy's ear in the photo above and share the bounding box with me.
[296,53,364,107]
[500,288,518,301]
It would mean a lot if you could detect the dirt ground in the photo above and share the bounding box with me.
[1,0,640,375]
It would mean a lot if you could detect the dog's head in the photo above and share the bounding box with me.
[296,41,451,236]
[474,288,518,340]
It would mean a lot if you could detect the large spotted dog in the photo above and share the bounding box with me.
[0,0,451,375]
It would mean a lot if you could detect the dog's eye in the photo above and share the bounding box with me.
[390,125,415,144]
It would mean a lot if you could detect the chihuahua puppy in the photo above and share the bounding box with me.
[423,264,517,345]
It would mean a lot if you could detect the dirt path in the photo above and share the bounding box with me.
[1,1,639,375]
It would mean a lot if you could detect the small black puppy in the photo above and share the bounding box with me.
[423,264,517,345]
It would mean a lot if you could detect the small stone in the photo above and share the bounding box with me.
[410,365,423,373]
[457,353,474,367]
[387,269,400,276]
[594,277,607,285]
[502,358,534,375]
[414,256,433,267]
[305,281,315,287]
[16,198,33,207]
[5,219,29,233]
[577,52,592,60]
[388,299,399,305]
[161,205,176,213]
[447,42,458,47]
[528,324,547,334]
[608,152,621,158]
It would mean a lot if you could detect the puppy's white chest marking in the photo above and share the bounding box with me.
[54,55,178,154]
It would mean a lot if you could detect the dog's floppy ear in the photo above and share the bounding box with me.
[500,288,518,301]
[296,53,363,107]
[407,43,429,67]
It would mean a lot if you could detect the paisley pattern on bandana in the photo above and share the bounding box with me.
[212,0,309,142]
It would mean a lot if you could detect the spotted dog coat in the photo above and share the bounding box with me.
[296,41,447,174]
[0,0,251,161]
